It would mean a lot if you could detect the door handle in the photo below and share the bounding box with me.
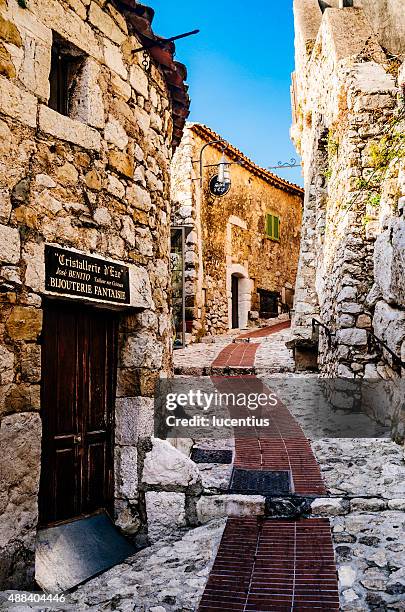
[73,434,82,444]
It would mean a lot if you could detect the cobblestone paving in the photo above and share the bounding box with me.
[174,327,295,375]
[8,328,402,611]
[68,520,226,612]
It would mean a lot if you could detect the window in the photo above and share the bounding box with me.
[49,34,84,116]
[265,213,280,241]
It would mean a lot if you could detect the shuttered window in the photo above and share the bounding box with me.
[265,214,280,241]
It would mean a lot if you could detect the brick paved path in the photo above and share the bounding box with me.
[199,324,339,611]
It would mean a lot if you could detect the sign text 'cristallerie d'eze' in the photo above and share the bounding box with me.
[45,246,131,304]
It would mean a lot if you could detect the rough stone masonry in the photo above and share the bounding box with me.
[290,0,405,381]
[0,0,190,589]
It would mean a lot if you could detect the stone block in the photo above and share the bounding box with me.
[6,306,42,341]
[374,219,405,307]
[126,184,152,211]
[129,64,149,99]
[7,3,52,45]
[133,106,150,135]
[88,2,126,45]
[0,42,16,78]
[339,565,357,589]
[0,345,14,385]
[103,39,127,80]
[115,446,138,499]
[129,265,154,310]
[0,76,37,128]
[20,344,41,383]
[350,498,386,512]
[142,438,201,489]
[19,34,51,100]
[121,334,163,369]
[387,499,405,511]
[4,383,40,414]
[0,224,20,264]
[145,491,186,543]
[23,241,44,293]
[93,206,111,225]
[373,300,405,356]
[108,150,134,178]
[354,93,395,112]
[32,0,103,61]
[111,72,131,100]
[70,58,105,129]
[0,412,41,588]
[336,328,367,347]
[107,174,125,199]
[310,498,349,516]
[104,116,128,150]
[337,286,357,302]
[115,396,149,445]
[196,494,265,524]
[38,105,101,151]
[0,14,23,46]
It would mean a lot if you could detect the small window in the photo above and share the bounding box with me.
[49,34,84,116]
[265,214,280,241]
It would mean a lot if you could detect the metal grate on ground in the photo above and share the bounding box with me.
[209,375,326,496]
[229,468,291,496]
[198,517,340,611]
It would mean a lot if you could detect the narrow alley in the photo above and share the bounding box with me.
[0,0,404,610]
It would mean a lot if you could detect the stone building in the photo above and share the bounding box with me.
[171,123,304,343]
[290,0,405,377]
[0,0,190,589]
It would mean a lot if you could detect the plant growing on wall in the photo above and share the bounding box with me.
[345,102,405,214]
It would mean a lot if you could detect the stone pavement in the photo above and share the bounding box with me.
[3,324,404,611]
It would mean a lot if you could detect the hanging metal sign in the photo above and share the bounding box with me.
[209,175,231,197]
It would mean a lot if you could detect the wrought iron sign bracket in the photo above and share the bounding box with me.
[132,29,200,53]
[268,158,301,170]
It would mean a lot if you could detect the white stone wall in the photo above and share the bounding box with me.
[291,3,405,378]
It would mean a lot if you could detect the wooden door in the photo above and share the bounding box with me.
[231,275,239,329]
[39,300,118,526]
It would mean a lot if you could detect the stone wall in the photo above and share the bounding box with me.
[0,0,188,588]
[171,124,304,340]
[318,0,405,56]
[290,2,405,377]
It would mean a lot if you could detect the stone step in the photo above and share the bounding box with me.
[196,494,266,524]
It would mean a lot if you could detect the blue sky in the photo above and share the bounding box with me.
[150,1,303,186]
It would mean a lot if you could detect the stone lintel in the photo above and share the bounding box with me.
[38,105,101,151]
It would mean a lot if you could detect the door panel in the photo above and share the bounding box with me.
[39,301,118,526]
[232,275,239,329]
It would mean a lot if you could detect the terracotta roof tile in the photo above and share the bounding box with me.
[190,123,304,196]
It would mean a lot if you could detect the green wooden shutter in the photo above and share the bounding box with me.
[266,214,272,238]
[274,216,280,240]
[265,214,280,240]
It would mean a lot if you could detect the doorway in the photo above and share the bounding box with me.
[231,274,239,328]
[39,300,118,526]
